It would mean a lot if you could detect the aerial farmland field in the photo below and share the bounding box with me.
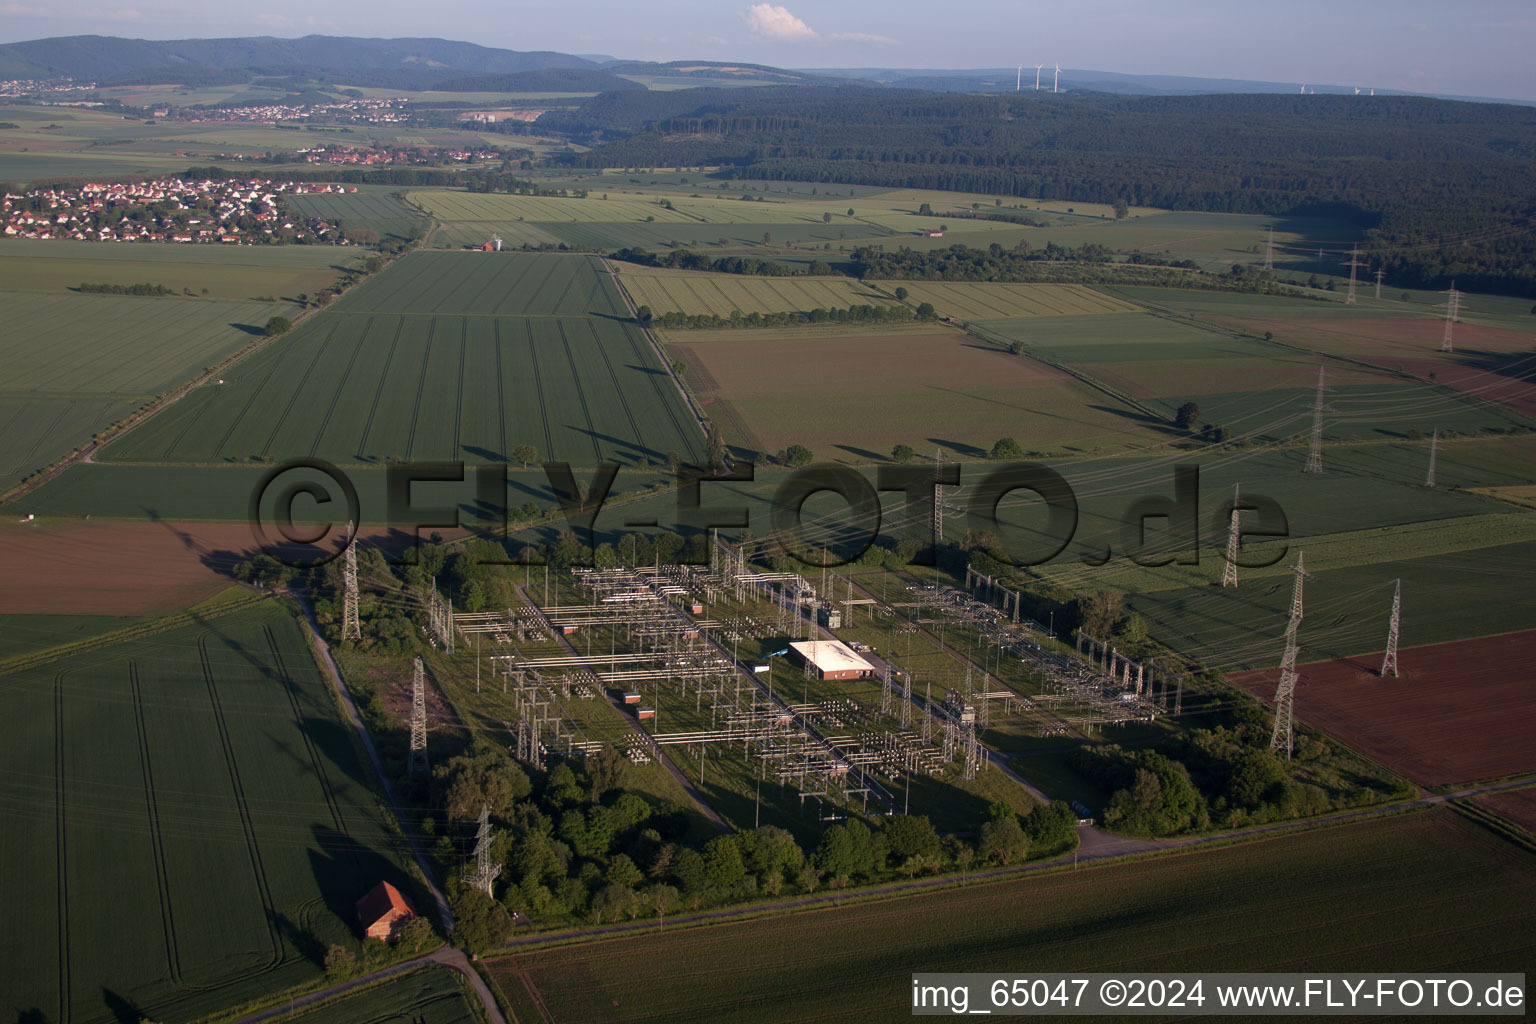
[99,252,704,466]
[0,600,419,1024]
[1229,630,1536,788]
[487,809,1536,1023]
[616,267,897,317]
[284,188,430,243]
[279,966,484,1024]
[0,288,303,491]
[658,323,1155,459]
[0,238,355,300]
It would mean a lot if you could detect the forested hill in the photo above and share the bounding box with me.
[551,89,1536,296]
[0,34,596,79]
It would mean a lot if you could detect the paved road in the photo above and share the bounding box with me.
[229,948,507,1024]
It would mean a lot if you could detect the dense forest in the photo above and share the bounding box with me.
[547,89,1536,295]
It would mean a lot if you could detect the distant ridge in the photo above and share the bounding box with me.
[0,34,599,80]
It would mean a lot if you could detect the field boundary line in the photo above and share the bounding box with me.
[600,258,710,453]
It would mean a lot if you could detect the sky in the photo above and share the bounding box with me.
[3,0,1535,102]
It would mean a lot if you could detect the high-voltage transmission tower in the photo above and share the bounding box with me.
[931,447,948,544]
[341,521,361,642]
[1269,552,1312,759]
[1440,282,1462,352]
[464,803,501,897]
[427,581,454,654]
[1303,367,1328,474]
[1374,268,1384,299]
[1343,245,1365,304]
[1425,428,1439,488]
[408,656,429,776]
[1380,579,1402,678]
[1222,484,1242,588]
[1263,225,1275,271]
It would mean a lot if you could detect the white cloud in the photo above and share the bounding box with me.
[1,2,49,14]
[830,31,898,45]
[741,4,818,40]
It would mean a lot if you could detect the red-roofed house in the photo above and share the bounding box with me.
[355,881,417,941]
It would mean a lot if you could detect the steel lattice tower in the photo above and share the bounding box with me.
[464,803,501,896]
[1380,579,1402,678]
[341,521,361,642]
[408,656,429,776]
[930,447,947,546]
[1374,268,1384,299]
[1303,367,1327,474]
[1343,245,1365,304]
[1425,428,1439,489]
[1440,283,1462,352]
[1222,484,1242,588]
[1269,552,1311,758]
[1263,226,1275,271]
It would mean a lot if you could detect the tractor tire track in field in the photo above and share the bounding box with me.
[265,626,349,841]
[197,634,285,973]
[544,259,581,317]
[205,328,306,460]
[130,660,182,984]
[454,319,467,459]
[54,671,70,1024]
[492,254,541,316]
[309,316,372,458]
[628,326,698,462]
[588,318,648,460]
[405,319,436,461]
[558,320,603,462]
[261,321,339,459]
[525,320,555,461]
[493,320,508,462]
[358,317,405,459]
[16,401,77,468]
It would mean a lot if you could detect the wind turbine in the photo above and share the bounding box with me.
[1017,65,1022,91]
[1300,83,1307,94]
[1354,85,1361,95]
[1034,64,1044,90]
[1052,62,1061,93]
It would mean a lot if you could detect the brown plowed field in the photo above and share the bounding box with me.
[1229,630,1536,788]
[0,519,431,616]
[1476,788,1536,835]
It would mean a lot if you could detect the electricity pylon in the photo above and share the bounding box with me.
[464,803,501,897]
[1303,367,1328,474]
[341,521,361,642]
[408,656,429,776]
[1440,282,1461,352]
[1380,579,1401,678]
[1425,428,1439,488]
[1269,552,1312,759]
[1343,245,1365,304]
[1222,484,1242,588]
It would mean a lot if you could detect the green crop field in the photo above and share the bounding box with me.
[99,252,704,468]
[616,268,896,317]
[487,809,1535,1022]
[0,289,302,491]
[884,283,1142,321]
[0,600,419,1024]
[285,189,430,243]
[279,966,482,1024]
[1128,538,1536,670]
[0,238,353,300]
